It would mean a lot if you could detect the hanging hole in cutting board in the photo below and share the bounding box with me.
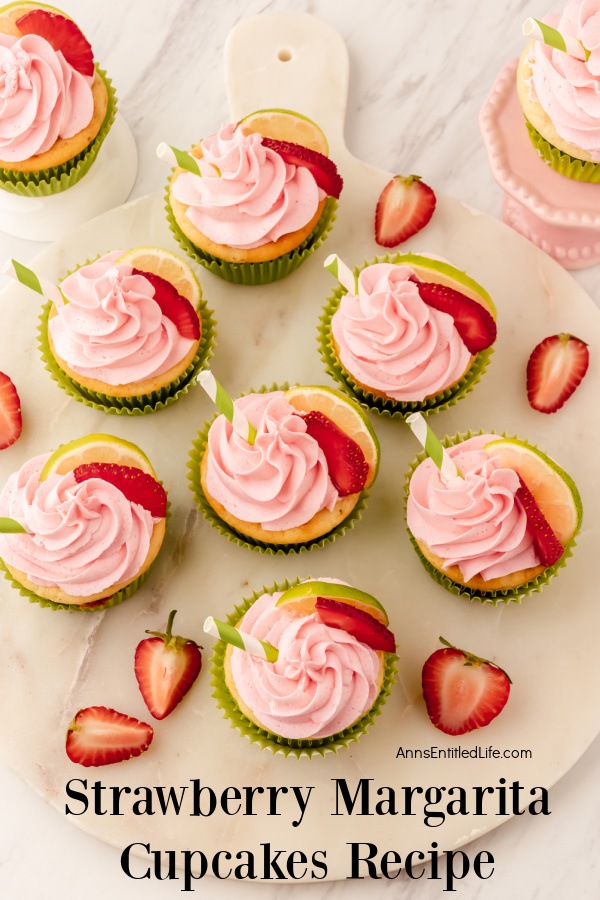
[277,47,293,61]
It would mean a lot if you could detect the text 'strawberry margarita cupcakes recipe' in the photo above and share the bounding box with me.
[0,2,117,194]
[189,383,379,552]
[320,253,496,417]
[0,434,168,610]
[164,109,342,284]
[405,432,582,601]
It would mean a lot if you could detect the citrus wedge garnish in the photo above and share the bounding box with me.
[238,108,329,155]
[116,247,202,309]
[483,438,582,544]
[40,434,155,481]
[285,385,379,487]
[275,580,389,626]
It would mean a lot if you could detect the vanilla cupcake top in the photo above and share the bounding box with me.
[49,251,197,386]
[407,434,541,582]
[229,589,381,739]
[205,391,339,531]
[0,453,157,596]
[0,32,95,163]
[331,263,471,401]
[527,0,600,159]
[171,122,325,249]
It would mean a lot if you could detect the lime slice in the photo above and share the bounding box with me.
[483,438,582,543]
[285,385,380,487]
[393,253,496,317]
[276,580,389,626]
[238,108,328,155]
[40,434,155,481]
[116,247,202,309]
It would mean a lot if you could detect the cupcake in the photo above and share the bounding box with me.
[165,109,342,284]
[39,247,215,414]
[320,253,497,417]
[0,3,117,195]
[517,1,600,181]
[405,433,582,602]
[189,385,379,552]
[0,434,168,610]
[211,578,397,756]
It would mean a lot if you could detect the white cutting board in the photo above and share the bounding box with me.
[0,12,599,882]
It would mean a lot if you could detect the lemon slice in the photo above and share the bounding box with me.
[116,247,202,309]
[483,438,582,543]
[285,385,380,487]
[238,108,329,155]
[40,434,155,481]
[276,580,389,626]
[392,253,496,317]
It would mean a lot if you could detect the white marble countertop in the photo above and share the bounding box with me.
[1,0,600,898]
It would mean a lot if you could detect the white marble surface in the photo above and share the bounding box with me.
[1,1,600,898]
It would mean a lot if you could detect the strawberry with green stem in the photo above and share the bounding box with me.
[135,610,202,720]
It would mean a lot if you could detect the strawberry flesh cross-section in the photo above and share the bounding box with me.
[416,281,497,354]
[302,410,368,496]
[132,269,200,341]
[73,463,167,518]
[16,10,95,77]
[260,137,343,198]
[316,597,395,652]
[515,476,564,567]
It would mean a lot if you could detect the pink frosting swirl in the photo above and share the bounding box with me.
[0,453,157,596]
[331,264,471,401]
[529,1,600,158]
[205,392,338,531]
[0,33,94,163]
[229,589,381,739]
[407,435,540,582]
[171,122,325,249]
[49,251,196,386]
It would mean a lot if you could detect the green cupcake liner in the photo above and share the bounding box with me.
[187,384,369,555]
[0,68,117,197]
[37,289,216,416]
[524,119,600,183]
[403,431,579,605]
[209,577,397,757]
[318,253,494,420]
[165,179,337,284]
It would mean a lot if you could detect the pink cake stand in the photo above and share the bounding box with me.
[480,58,600,269]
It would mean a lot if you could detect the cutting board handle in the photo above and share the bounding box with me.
[224,12,349,158]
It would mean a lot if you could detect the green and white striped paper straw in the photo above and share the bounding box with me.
[406,412,462,481]
[0,517,29,534]
[522,17,590,61]
[324,253,358,294]
[197,371,257,445]
[203,616,279,662]
[3,259,64,305]
[156,142,203,175]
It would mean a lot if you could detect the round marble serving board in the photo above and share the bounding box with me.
[0,12,599,882]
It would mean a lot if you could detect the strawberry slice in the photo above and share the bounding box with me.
[66,706,153,767]
[302,410,368,496]
[516,476,564,566]
[16,10,94,77]
[417,281,497,353]
[132,269,200,341]
[374,174,436,247]
[260,137,343,198]
[316,597,395,652]
[0,372,22,450]
[526,333,589,414]
[134,609,202,720]
[422,637,511,736]
[73,463,167,518]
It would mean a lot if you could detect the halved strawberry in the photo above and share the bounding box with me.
[526,333,589,414]
[302,410,368,496]
[316,597,395,652]
[73,463,167,518]
[16,10,94,77]
[134,609,202,720]
[417,281,497,353]
[66,706,153,767]
[260,137,343,198]
[133,269,200,341]
[422,637,511,736]
[374,174,436,247]
[516,476,564,566]
[0,372,22,450]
